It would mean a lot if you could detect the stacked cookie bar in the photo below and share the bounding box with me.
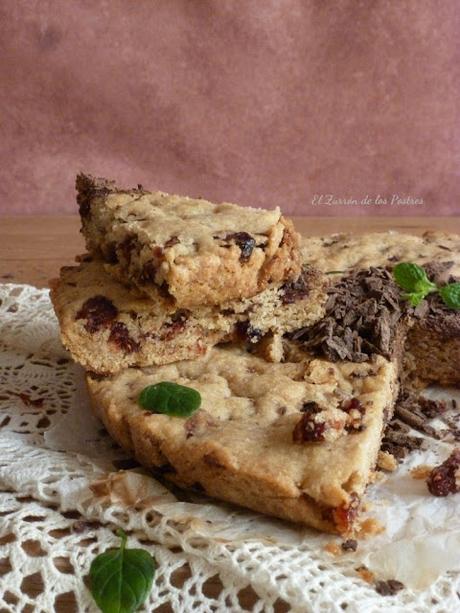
[51,176,460,535]
[51,175,327,373]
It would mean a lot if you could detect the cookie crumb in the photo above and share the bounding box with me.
[324,542,341,556]
[377,450,398,472]
[356,517,385,538]
[356,565,375,584]
[410,465,433,480]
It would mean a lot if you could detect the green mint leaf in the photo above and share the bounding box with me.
[393,262,435,293]
[439,282,460,310]
[89,529,156,613]
[138,382,201,417]
[393,262,437,307]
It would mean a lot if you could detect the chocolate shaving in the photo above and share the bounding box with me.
[375,579,404,596]
[381,426,423,461]
[380,389,456,461]
[341,539,358,552]
[409,264,460,336]
[164,236,180,249]
[423,261,455,286]
[394,390,443,439]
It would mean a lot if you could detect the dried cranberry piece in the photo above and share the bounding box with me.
[139,260,157,284]
[104,242,118,264]
[342,398,366,433]
[225,232,256,262]
[164,236,180,249]
[76,296,118,333]
[108,322,140,353]
[118,235,137,264]
[14,392,44,407]
[236,321,263,343]
[203,453,224,468]
[332,493,360,533]
[427,449,460,496]
[301,401,321,413]
[293,413,325,443]
[341,398,364,414]
[280,271,309,304]
[160,310,190,340]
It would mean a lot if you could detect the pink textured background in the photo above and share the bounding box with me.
[1,0,459,216]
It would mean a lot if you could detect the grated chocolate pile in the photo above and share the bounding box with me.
[290,267,403,362]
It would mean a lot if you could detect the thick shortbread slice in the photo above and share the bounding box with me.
[77,174,301,308]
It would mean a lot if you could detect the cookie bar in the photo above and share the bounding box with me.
[86,345,398,533]
[300,230,460,276]
[301,231,460,386]
[77,174,301,308]
[50,258,327,374]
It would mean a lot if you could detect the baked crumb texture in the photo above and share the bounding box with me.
[87,346,398,534]
[50,259,327,374]
[77,173,302,308]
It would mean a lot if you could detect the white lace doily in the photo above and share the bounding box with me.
[1,283,459,612]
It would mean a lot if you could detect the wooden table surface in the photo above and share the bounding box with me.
[0,214,459,611]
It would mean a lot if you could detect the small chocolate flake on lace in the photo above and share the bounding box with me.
[375,579,404,596]
[341,539,358,552]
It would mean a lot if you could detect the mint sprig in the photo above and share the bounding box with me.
[138,381,201,417]
[393,263,460,309]
[89,529,156,613]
